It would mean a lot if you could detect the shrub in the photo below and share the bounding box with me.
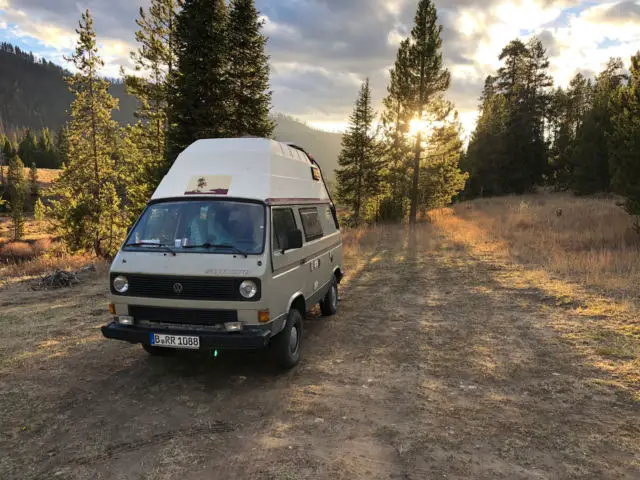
[34,197,45,221]
[32,238,52,256]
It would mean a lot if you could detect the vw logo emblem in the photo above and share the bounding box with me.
[172,283,183,294]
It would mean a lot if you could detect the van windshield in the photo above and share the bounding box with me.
[125,200,265,254]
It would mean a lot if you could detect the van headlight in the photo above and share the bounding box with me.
[239,280,257,299]
[113,275,129,293]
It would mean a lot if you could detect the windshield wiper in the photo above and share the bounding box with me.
[124,242,176,256]
[182,243,248,258]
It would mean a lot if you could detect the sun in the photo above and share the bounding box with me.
[409,118,429,136]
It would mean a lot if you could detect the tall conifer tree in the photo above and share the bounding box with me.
[402,0,451,224]
[168,0,228,159]
[609,52,640,225]
[335,79,381,225]
[571,58,626,194]
[464,38,552,196]
[379,39,413,220]
[125,0,182,181]
[7,153,26,240]
[227,0,274,137]
[49,10,125,257]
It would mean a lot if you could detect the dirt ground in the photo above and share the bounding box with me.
[1,224,638,479]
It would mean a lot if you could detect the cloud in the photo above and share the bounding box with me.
[536,1,640,86]
[1,0,640,133]
[0,1,135,77]
[584,0,640,24]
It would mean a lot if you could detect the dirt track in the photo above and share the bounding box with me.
[1,225,638,479]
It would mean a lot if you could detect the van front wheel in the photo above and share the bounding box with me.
[320,278,338,316]
[272,309,303,369]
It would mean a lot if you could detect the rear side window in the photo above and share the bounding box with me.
[319,204,338,235]
[299,207,323,241]
[272,209,297,251]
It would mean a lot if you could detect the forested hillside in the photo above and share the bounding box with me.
[0,43,137,131]
[0,43,341,180]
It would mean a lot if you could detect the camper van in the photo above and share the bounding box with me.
[101,138,343,368]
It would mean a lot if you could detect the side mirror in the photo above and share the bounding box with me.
[284,229,303,251]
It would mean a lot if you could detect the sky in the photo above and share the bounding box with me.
[1,0,640,138]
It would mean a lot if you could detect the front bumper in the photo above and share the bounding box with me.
[101,321,272,350]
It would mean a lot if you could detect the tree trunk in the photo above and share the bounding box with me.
[409,131,422,225]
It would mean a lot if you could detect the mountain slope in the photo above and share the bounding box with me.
[0,43,137,131]
[272,114,341,183]
[0,43,342,181]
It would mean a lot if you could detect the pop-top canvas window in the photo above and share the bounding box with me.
[299,207,324,241]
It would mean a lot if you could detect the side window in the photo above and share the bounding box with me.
[272,208,297,251]
[319,204,338,234]
[299,207,324,241]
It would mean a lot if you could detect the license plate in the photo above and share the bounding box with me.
[149,333,200,349]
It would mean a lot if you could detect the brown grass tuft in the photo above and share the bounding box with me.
[31,238,52,256]
[0,253,100,279]
[0,241,35,260]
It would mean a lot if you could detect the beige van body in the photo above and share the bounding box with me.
[101,138,342,367]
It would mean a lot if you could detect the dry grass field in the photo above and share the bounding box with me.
[436,193,640,297]
[0,166,60,188]
[0,193,638,479]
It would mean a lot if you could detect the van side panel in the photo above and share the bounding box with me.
[269,207,308,325]
[295,204,342,306]
[268,204,342,323]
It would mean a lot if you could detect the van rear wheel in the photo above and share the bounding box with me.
[320,278,338,316]
[272,309,303,369]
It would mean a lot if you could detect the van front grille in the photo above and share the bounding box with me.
[111,274,260,301]
[129,305,238,326]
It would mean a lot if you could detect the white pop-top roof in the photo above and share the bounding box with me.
[151,137,331,204]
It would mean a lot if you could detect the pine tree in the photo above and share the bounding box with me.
[571,58,626,194]
[7,153,26,240]
[18,129,37,167]
[226,0,274,137]
[464,38,552,196]
[609,52,640,225]
[37,127,58,168]
[400,0,451,224]
[167,0,228,160]
[125,0,181,181]
[49,10,125,257]
[117,124,158,225]
[419,104,468,211]
[55,126,69,167]
[549,74,593,188]
[1,137,18,190]
[29,162,38,197]
[34,197,45,222]
[463,80,509,197]
[379,39,413,221]
[335,79,382,225]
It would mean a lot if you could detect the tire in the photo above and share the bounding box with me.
[272,309,303,369]
[142,344,176,356]
[320,277,338,316]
